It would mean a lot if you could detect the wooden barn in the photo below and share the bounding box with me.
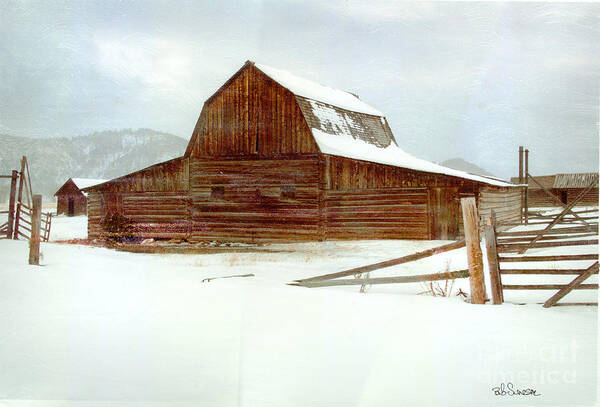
[83,61,521,242]
[54,178,107,216]
[511,173,599,208]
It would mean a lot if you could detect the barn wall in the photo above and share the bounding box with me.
[527,189,557,208]
[526,188,599,208]
[87,157,190,239]
[56,181,87,216]
[565,188,598,206]
[189,156,321,242]
[75,195,87,215]
[478,187,522,226]
[323,155,479,240]
[187,65,319,158]
[325,155,477,190]
[325,188,430,240]
[58,194,86,216]
[428,187,461,240]
[58,194,88,216]
[87,193,103,239]
[56,196,68,215]
[120,192,190,238]
[91,157,189,194]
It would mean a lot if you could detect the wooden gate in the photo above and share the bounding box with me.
[0,170,18,239]
[429,187,460,240]
[14,202,52,242]
[485,206,598,307]
[9,156,52,242]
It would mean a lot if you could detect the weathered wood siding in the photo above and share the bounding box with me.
[189,156,321,242]
[122,192,191,238]
[87,157,190,239]
[565,188,598,206]
[57,194,87,216]
[186,65,319,158]
[324,155,476,240]
[56,180,87,216]
[325,188,429,240]
[527,188,598,208]
[527,189,557,208]
[325,155,477,190]
[428,187,461,240]
[478,187,522,225]
[91,157,189,194]
[87,193,103,239]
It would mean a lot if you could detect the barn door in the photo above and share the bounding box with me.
[68,197,75,217]
[429,187,460,240]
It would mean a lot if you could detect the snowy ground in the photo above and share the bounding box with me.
[49,214,88,241]
[0,211,597,406]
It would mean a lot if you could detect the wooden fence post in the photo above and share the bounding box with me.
[29,194,42,265]
[484,212,503,304]
[524,149,529,224]
[519,146,524,223]
[7,170,18,238]
[13,156,26,240]
[461,197,487,304]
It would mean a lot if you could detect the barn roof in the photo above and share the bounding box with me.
[553,173,599,189]
[55,178,108,197]
[71,178,109,190]
[510,173,599,190]
[253,62,515,188]
[255,63,382,116]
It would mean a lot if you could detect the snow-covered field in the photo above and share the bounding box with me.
[0,212,597,406]
[49,214,88,241]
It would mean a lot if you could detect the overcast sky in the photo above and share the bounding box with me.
[0,1,598,178]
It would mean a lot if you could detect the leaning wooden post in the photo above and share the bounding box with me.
[460,197,487,304]
[29,194,42,265]
[483,211,503,304]
[7,170,18,238]
[524,149,529,224]
[13,156,26,240]
[518,146,524,222]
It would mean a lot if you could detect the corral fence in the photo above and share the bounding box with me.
[0,170,18,239]
[291,197,488,303]
[0,156,52,243]
[293,185,598,308]
[484,181,598,308]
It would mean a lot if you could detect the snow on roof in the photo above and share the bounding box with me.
[71,178,109,190]
[312,129,515,187]
[254,63,383,116]
[255,62,515,187]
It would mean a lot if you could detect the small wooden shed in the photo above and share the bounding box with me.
[54,178,107,216]
[84,61,521,242]
[511,173,599,207]
[552,173,598,206]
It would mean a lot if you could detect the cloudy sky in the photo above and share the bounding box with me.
[0,1,598,178]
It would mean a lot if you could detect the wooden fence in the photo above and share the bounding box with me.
[14,202,52,242]
[0,170,18,240]
[290,198,486,303]
[485,208,598,308]
[0,156,52,242]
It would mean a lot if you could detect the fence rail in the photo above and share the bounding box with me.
[290,197,486,304]
[291,270,469,288]
[1,157,52,242]
[485,202,598,307]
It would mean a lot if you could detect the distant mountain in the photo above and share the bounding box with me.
[0,129,189,202]
[440,158,496,178]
